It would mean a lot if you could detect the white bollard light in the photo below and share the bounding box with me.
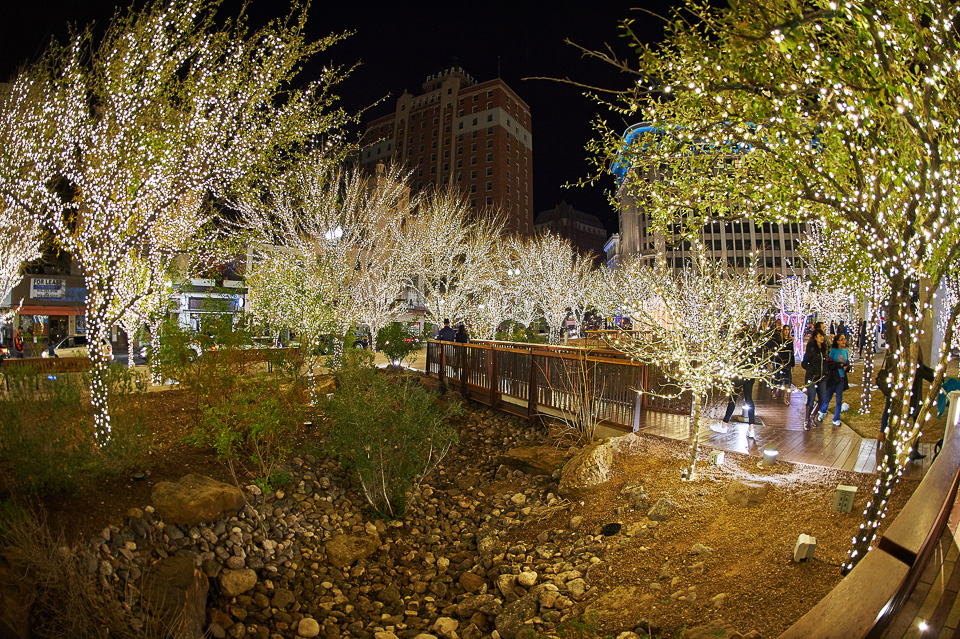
[762,448,779,466]
[710,450,725,466]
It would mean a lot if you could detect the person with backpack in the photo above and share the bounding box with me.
[801,330,829,430]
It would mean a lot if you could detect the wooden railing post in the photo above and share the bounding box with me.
[461,344,469,396]
[488,345,497,408]
[527,348,538,419]
[439,343,446,387]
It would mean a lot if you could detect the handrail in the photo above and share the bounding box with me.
[778,404,960,639]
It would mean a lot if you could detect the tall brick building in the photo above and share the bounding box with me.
[360,65,533,235]
[534,200,608,264]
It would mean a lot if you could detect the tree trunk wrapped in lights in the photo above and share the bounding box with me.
[583,0,960,570]
[602,248,775,478]
[0,0,351,443]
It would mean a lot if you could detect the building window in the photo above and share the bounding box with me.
[486,181,492,191]
[473,95,478,101]
[457,159,463,168]
[506,171,511,179]
[432,141,437,149]
[486,153,493,162]
[471,157,477,165]
[487,114,493,122]
[471,170,477,178]
[471,143,477,151]
[430,166,436,174]
[486,167,492,176]
[458,122,464,130]
[487,127,493,135]
[486,196,493,206]
[472,118,478,126]
[444,149,449,158]
[419,145,424,152]
[487,90,493,97]
[470,184,476,193]
[472,131,477,138]
[445,125,450,133]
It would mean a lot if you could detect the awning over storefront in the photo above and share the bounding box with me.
[13,305,84,316]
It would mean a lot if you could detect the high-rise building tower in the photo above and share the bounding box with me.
[359,64,533,235]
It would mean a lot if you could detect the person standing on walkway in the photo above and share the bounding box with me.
[857,319,868,359]
[773,325,795,404]
[454,324,469,343]
[821,334,852,426]
[438,319,456,341]
[717,326,760,439]
[13,328,24,358]
[802,330,829,430]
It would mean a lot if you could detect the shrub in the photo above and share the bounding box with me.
[183,316,308,487]
[376,322,423,366]
[325,355,460,517]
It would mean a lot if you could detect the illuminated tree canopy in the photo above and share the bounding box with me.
[586,0,960,569]
[0,0,352,441]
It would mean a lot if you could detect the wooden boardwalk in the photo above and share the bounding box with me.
[636,386,934,480]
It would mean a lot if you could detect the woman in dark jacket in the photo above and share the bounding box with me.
[801,330,829,430]
[773,325,796,404]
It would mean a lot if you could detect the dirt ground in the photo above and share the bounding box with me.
[505,434,914,637]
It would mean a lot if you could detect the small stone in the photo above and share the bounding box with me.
[432,616,459,638]
[711,593,728,609]
[297,617,320,638]
[568,516,583,531]
[647,498,675,522]
[517,570,538,588]
[688,543,713,557]
[510,493,527,506]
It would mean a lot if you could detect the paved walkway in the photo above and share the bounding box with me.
[635,385,935,480]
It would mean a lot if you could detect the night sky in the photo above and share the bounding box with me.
[2,1,678,234]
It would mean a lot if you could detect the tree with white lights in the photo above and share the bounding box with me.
[0,208,42,321]
[241,160,416,378]
[510,233,593,344]
[586,0,960,569]
[402,190,471,326]
[605,246,774,478]
[0,0,351,442]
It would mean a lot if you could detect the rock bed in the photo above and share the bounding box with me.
[61,401,905,639]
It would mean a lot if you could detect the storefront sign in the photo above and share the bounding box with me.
[30,278,67,300]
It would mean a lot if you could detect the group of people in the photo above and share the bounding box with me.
[800,321,852,431]
[437,319,469,344]
[717,318,851,438]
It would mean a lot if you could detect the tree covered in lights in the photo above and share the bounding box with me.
[240,160,414,377]
[0,0,352,443]
[509,233,594,344]
[402,191,472,326]
[585,0,960,569]
[0,207,42,321]
[603,247,774,478]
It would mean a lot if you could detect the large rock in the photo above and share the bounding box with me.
[558,440,615,499]
[151,474,244,525]
[324,533,381,568]
[647,498,676,521]
[586,585,653,628]
[495,589,540,639]
[141,556,209,639]
[218,568,257,597]
[497,446,570,476]
[725,479,770,507]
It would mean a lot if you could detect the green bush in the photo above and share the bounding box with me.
[376,322,423,365]
[495,321,547,344]
[182,315,308,487]
[325,355,460,517]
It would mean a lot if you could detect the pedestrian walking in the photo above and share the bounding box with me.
[801,330,829,430]
[821,333,851,426]
[772,325,795,404]
[438,319,456,341]
[13,328,24,358]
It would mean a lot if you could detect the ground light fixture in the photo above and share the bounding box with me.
[919,621,929,633]
[709,450,725,466]
[793,534,817,562]
[762,448,778,466]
